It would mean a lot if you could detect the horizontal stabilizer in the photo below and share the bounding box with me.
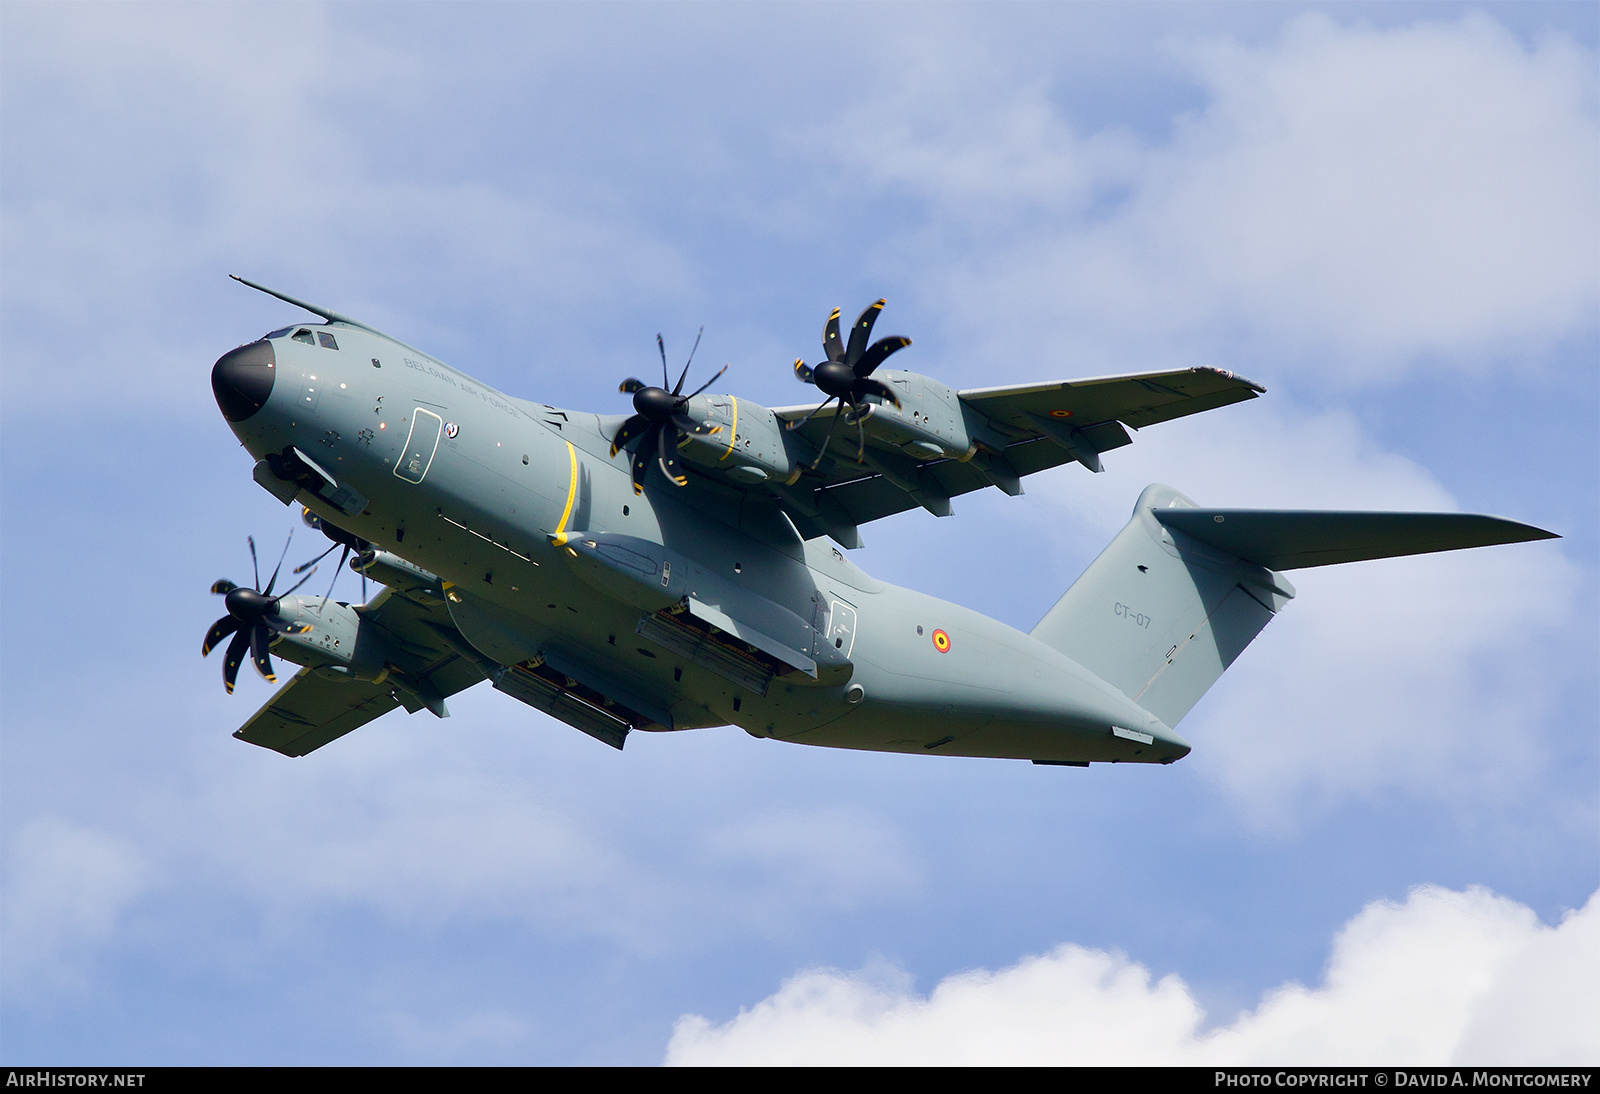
[1155,509,1558,571]
[1032,483,1558,731]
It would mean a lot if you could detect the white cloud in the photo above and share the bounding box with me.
[1026,402,1579,816]
[373,1008,531,1061]
[836,13,1598,382]
[0,3,694,411]
[193,753,634,929]
[0,817,149,996]
[696,807,922,932]
[665,883,1600,1065]
[0,721,921,955]
[1152,15,1599,371]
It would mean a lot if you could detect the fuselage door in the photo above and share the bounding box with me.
[825,597,858,658]
[394,407,444,483]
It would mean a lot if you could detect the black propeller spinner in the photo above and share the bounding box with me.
[610,329,726,495]
[201,533,316,693]
[788,299,910,465]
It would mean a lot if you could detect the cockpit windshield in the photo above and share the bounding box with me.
[267,326,339,349]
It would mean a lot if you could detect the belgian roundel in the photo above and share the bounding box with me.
[931,629,951,653]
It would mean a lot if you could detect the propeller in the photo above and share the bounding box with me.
[788,299,909,465]
[201,533,318,693]
[297,507,371,607]
[610,328,726,495]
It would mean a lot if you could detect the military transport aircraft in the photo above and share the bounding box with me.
[205,276,1556,765]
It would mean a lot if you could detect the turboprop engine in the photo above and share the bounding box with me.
[847,368,979,463]
[674,393,810,486]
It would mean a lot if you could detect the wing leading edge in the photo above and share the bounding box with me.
[764,366,1263,543]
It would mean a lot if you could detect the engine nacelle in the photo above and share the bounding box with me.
[677,394,809,486]
[264,595,364,672]
[263,594,418,691]
[854,369,977,462]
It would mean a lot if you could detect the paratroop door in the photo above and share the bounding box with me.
[394,408,443,483]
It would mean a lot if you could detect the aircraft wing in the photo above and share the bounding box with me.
[958,366,1264,436]
[233,585,488,757]
[233,666,402,757]
[765,367,1263,545]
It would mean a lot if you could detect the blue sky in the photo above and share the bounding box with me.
[2,2,1595,1065]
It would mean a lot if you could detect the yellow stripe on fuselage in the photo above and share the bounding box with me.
[552,441,578,545]
[721,397,739,461]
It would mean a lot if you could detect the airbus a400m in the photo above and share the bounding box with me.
[205,276,1555,764]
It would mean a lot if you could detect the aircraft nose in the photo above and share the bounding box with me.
[212,339,276,422]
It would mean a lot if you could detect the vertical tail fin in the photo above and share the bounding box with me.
[1031,484,1294,729]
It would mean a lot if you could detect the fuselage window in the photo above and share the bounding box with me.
[317,332,339,350]
[292,329,316,345]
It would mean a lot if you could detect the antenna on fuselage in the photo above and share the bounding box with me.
[229,274,390,339]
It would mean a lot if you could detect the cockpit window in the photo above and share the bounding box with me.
[291,329,316,345]
[317,332,339,350]
[266,326,295,340]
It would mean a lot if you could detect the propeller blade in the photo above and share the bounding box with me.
[853,335,911,377]
[610,413,652,457]
[320,544,351,611]
[260,614,311,636]
[210,579,239,596]
[249,623,276,683]
[672,326,704,395]
[785,395,838,431]
[280,565,319,597]
[202,615,240,657]
[794,359,814,384]
[855,376,901,407]
[822,308,843,364]
[222,628,251,693]
[657,334,669,389]
[806,400,848,471]
[294,543,338,574]
[248,536,261,591]
[656,424,688,486]
[619,378,646,395]
[262,530,293,595]
[846,299,885,367]
[630,447,649,496]
[683,361,727,400]
[672,414,719,437]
